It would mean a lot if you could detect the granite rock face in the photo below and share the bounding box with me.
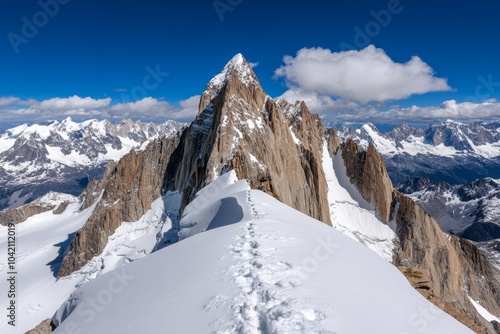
[340,139,393,223]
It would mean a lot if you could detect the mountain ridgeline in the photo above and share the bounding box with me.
[336,121,500,185]
[56,54,499,333]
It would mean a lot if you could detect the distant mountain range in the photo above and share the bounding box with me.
[336,120,500,185]
[398,176,500,267]
[0,118,185,210]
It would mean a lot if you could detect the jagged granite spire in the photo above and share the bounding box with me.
[164,53,332,225]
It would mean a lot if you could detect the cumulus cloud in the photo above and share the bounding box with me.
[275,45,452,104]
[36,95,111,111]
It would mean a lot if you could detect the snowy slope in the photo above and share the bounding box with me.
[321,144,396,261]
[52,171,472,334]
[0,190,182,333]
[0,196,100,333]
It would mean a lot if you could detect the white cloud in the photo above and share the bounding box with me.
[275,45,452,104]
[0,97,21,107]
[0,95,200,124]
[176,95,200,118]
[249,62,259,69]
[109,96,200,120]
[36,95,111,111]
[318,99,500,123]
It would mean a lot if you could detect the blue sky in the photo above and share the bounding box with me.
[1,0,500,129]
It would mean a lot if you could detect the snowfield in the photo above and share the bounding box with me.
[0,196,100,333]
[52,172,472,334]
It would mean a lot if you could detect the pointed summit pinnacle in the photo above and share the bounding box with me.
[209,53,257,89]
[199,53,260,113]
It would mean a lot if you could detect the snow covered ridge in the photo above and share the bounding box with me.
[52,171,472,334]
[0,117,186,210]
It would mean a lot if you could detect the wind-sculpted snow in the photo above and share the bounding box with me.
[52,171,472,334]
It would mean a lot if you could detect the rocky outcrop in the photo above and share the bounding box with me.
[325,128,341,156]
[0,202,54,225]
[337,138,500,333]
[340,139,393,223]
[163,54,331,225]
[58,134,182,277]
[26,319,54,334]
[0,192,74,225]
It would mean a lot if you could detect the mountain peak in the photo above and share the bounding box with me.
[198,53,260,113]
[210,53,256,88]
[226,52,245,66]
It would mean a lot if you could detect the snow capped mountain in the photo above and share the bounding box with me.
[336,121,500,184]
[399,176,500,267]
[0,117,185,210]
[3,54,500,333]
[50,171,472,334]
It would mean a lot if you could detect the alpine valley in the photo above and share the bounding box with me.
[1,54,499,334]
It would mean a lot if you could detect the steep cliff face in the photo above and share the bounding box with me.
[58,134,182,277]
[341,139,393,223]
[335,137,500,333]
[163,54,331,225]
